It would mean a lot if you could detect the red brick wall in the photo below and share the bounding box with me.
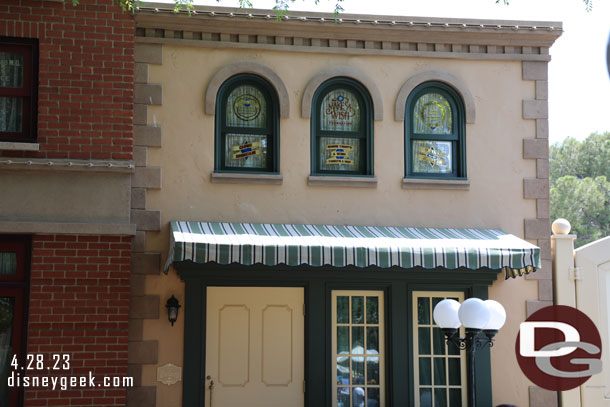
[26,234,131,406]
[0,0,135,160]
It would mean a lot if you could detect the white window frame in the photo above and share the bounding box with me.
[413,291,467,407]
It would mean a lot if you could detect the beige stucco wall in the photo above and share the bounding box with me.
[141,45,539,407]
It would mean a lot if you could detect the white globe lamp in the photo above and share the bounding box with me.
[458,298,491,330]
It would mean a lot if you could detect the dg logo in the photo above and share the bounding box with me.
[515,305,602,391]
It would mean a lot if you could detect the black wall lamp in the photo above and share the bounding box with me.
[166,295,181,326]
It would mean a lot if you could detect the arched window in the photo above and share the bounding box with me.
[311,78,373,176]
[215,74,279,172]
[405,82,465,179]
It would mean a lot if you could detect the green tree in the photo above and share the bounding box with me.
[550,132,610,247]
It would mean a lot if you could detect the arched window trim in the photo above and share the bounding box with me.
[310,77,374,176]
[405,81,466,179]
[215,74,280,173]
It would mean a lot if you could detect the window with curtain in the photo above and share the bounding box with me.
[215,74,279,172]
[405,82,465,179]
[312,78,373,176]
[413,291,466,407]
[0,37,37,142]
[0,237,29,407]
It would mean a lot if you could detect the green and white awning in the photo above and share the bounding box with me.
[165,221,540,279]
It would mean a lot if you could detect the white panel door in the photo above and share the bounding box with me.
[205,287,305,407]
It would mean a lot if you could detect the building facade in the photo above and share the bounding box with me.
[0,1,562,407]
[130,4,560,407]
[0,1,135,406]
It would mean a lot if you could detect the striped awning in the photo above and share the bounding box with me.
[165,221,540,279]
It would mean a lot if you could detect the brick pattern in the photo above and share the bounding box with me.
[26,234,131,406]
[0,0,134,160]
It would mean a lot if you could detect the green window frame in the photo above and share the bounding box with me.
[405,82,466,179]
[311,78,374,176]
[215,74,279,173]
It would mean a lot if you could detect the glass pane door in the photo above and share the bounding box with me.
[332,290,385,407]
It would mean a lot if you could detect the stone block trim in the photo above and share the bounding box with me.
[134,104,148,126]
[536,80,548,100]
[529,386,558,407]
[131,188,147,210]
[127,386,157,407]
[135,125,162,147]
[132,252,161,275]
[525,218,551,239]
[524,178,550,199]
[536,119,549,139]
[27,234,131,405]
[134,43,163,65]
[130,47,164,406]
[132,167,162,189]
[523,139,549,159]
[134,146,148,168]
[522,61,549,80]
[526,300,553,318]
[523,99,548,119]
[135,63,150,83]
[130,295,160,319]
[128,340,159,364]
[537,199,550,219]
[538,279,553,301]
[135,83,163,105]
[536,159,549,179]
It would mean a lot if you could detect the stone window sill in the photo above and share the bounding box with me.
[308,175,378,188]
[211,172,283,185]
[402,178,470,190]
[0,141,40,151]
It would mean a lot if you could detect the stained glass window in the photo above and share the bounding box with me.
[412,141,452,174]
[226,85,267,129]
[413,93,452,135]
[333,291,384,407]
[320,89,360,132]
[405,82,465,178]
[312,80,372,175]
[216,75,278,172]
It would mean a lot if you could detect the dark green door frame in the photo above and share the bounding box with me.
[176,263,499,407]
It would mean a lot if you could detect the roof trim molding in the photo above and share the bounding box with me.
[395,70,476,123]
[301,66,383,120]
[205,61,290,118]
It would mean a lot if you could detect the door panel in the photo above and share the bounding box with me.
[206,287,304,407]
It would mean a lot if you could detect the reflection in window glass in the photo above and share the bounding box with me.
[333,291,384,407]
[0,98,22,133]
[0,253,16,275]
[0,53,23,88]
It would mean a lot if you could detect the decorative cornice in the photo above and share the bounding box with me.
[135,4,562,62]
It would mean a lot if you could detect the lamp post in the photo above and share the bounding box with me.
[433,298,506,407]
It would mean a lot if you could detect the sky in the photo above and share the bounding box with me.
[160,0,610,144]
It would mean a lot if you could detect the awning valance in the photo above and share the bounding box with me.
[165,221,540,279]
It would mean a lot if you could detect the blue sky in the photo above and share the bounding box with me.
[157,0,610,143]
